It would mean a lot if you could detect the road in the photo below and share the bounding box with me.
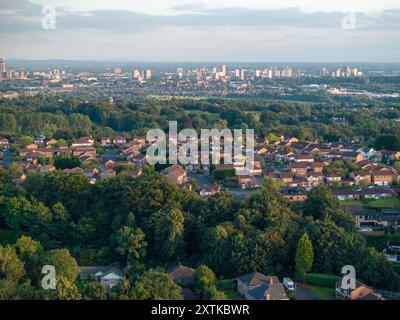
[295,284,320,300]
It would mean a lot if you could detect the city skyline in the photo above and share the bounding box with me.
[0,1,400,62]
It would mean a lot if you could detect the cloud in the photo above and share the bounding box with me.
[1,6,400,34]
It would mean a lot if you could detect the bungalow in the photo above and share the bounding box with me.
[162,164,187,185]
[199,185,220,197]
[335,280,383,300]
[281,187,308,202]
[79,262,126,289]
[236,272,288,300]
[293,154,314,163]
[167,264,194,285]
[333,189,359,201]
[359,187,395,200]
[72,136,94,148]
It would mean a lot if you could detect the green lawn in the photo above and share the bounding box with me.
[340,198,400,208]
[305,285,336,300]
[217,279,243,300]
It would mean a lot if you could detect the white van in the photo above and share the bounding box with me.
[283,277,295,292]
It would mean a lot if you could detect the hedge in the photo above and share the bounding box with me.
[307,273,341,288]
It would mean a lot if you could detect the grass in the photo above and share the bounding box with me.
[217,279,243,300]
[305,285,336,300]
[340,198,400,208]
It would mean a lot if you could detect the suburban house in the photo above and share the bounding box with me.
[101,137,112,147]
[351,172,372,185]
[383,245,400,262]
[167,264,194,285]
[281,187,308,202]
[289,162,308,175]
[236,272,288,300]
[99,168,117,180]
[238,175,261,189]
[335,280,384,300]
[371,170,394,186]
[162,164,187,185]
[113,136,126,145]
[39,164,56,175]
[199,185,220,197]
[72,136,95,148]
[0,138,9,149]
[79,262,126,289]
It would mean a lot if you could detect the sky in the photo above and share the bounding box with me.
[0,0,399,62]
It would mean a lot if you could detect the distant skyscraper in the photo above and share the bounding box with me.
[221,65,227,77]
[282,66,293,77]
[0,58,5,77]
[177,66,183,79]
[6,68,14,79]
[114,67,122,74]
[132,69,140,79]
[145,69,152,80]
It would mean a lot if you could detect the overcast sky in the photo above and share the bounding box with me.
[0,0,399,62]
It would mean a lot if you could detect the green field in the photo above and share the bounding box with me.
[305,285,336,300]
[341,198,400,208]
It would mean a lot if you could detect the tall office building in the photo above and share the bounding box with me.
[221,64,227,77]
[145,69,152,80]
[6,68,14,79]
[0,58,5,77]
[132,69,140,79]
[282,66,293,77]
[177,66,183,79]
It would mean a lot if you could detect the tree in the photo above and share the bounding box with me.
[57,276,81,300]
[115,226,147,265]
[192,265,226,299]
[303,185,338,220]
[132,270,183,300]
[201,225,231,275]
[14,236,43,282]
[153,208,185,259]
[295,233,314,284]
[42,249,80,282]
[0,245,25,299]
